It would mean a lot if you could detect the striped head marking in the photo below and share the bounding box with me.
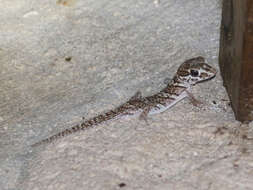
[176,56,217,85]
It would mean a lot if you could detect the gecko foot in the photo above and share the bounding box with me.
[186,90,203,108]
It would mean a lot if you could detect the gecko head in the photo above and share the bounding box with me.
[176,56,217,86]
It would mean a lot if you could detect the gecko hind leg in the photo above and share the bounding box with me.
[139,101,163,124]
[139,107,151,125]
[129,91,142,101]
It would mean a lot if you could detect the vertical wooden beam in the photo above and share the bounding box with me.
[219,0,253,122]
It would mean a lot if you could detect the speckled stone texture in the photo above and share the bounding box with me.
[0,0,252,189]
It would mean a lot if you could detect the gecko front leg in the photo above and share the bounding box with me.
[186,90,203,107]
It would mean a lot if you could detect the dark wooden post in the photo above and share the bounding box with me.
[219,0,253,122]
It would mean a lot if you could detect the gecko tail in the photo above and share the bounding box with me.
[31,110,118,147]
[31,123,84,147]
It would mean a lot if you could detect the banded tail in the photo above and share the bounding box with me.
[31,109,119,147]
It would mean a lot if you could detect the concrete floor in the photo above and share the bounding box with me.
[1,0,253,189]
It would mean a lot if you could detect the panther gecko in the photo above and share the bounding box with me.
[32,56,217,147]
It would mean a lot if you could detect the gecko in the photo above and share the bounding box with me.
[32,56,217,147]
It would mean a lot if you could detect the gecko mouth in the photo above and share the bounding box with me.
[196,74,216,84]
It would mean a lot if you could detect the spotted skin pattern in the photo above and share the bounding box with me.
[32,56,216,147]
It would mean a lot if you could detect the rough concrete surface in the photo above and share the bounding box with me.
[0,0,253,189]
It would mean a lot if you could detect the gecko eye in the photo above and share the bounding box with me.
[190,69,199,77]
